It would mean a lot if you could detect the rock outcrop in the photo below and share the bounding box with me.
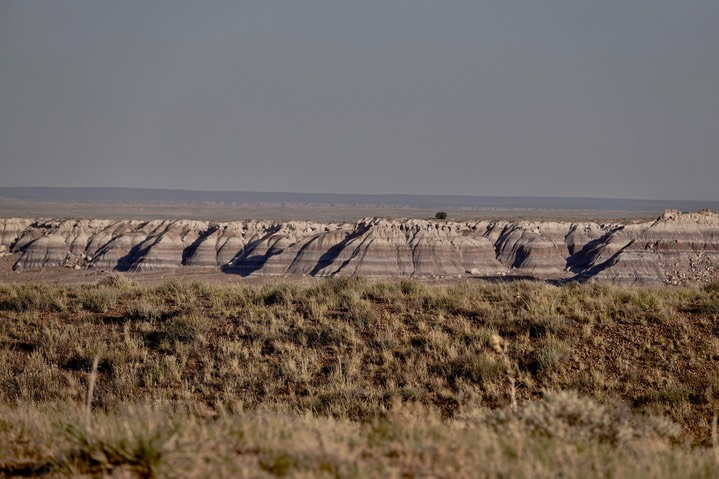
[587,209,719,285]
[2,210,718,285]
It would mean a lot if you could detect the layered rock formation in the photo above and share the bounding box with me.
[587,210,719,285]
[2,210,718,285]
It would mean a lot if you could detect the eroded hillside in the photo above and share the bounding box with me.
[1,209,718,285]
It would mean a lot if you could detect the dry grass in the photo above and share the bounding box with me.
[1,394,716,479]
[1,276,718,477]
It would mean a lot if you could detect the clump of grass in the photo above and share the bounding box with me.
[703,280,719,294]
[97,273,137,290]
[80,286,118,313]
[260,282,298,307]
[60,408,177,478]
[483,390,683,446]
[635,384,694,417]
[163,312,210,344]
[318,275,368,298]
[124,298,163,322]
[527,314,569,338]
[532,336,571,375]
[702,374,719,405]
[446,352,507,385]
[399,279,421,296]
[152,280,208,308]
[0,283,66,312]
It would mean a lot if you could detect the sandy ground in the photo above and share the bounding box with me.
[0,256,315,287]
[0,253,559,287]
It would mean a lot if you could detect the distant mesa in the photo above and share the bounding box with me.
[2,209,719,285]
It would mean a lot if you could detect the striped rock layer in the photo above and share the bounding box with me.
[1,209,718,285]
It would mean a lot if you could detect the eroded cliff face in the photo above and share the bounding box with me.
[2,209,718,285]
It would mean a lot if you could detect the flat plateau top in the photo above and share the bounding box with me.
[0,198,658,223]
[2,188,716,222]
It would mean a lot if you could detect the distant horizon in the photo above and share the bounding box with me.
[1,184,715,204]
[2,186,718,214]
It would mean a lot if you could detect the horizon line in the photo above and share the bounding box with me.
[1,185,717,204]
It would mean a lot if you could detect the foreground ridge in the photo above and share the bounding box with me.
[1,209,718,285]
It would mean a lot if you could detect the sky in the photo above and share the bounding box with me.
[1,1,718,200]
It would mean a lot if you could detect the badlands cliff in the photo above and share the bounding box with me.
[1,210,718,285]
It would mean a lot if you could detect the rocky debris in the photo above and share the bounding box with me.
[2,210,718,285]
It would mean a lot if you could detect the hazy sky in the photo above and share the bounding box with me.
[1,1,718,200]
